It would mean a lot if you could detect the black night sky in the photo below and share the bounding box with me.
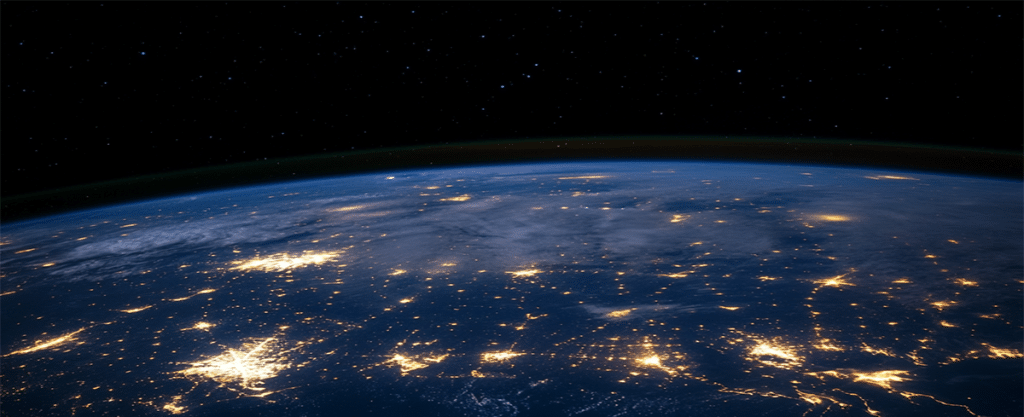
[2,2,1021,208]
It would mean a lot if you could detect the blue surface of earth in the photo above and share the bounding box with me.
[2,161,1022,416]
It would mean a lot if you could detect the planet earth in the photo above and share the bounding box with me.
[1,161,1021,417]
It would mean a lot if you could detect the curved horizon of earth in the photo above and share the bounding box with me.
[1,161,1021,416]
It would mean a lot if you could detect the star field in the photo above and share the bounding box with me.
[1,2,1021,198]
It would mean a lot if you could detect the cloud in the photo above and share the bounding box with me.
[47,214,317,281]
[66,218,297,260]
